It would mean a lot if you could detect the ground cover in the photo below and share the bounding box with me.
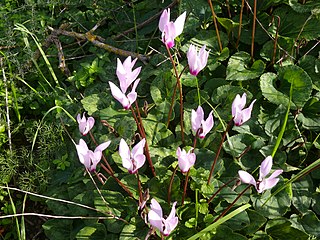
[0,0,320,239]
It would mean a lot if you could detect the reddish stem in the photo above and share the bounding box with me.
[136,172,143,203]
[131,104,156,177]
[167,165,179,204]
[208,0,223,52]
[236,0,245,49]
[251,0,257,62]
[89,131,114,174]
[207,119,233,184]
[164,44,185,144]
[213,185,251,223]
[181,170,190,206]
[207,177,237,204]
[100,163,133,198]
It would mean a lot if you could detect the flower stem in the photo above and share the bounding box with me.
[167,165,178,204]
[236,0,245,49]
[100,163,133,198]
[130,105,156,177]
[196,77,201,106]
[89,131,114,174]
[251,0,257,62]
[207,119,233,184]
[182,131,199,206]
[207,177,237,204]
[136,172,143,203]
[208,0,223,52]
[181,170,190,206]
[165,44,185,144]
[213,185,251,223]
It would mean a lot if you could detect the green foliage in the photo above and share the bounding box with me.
[1,0,320,239]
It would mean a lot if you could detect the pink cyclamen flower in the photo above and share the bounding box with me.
[159,8,186,48]
[77,113,95,135]
[232,93,256,126]
[109,57,141,110]
[109,79,140,110]
[238,156,283,193]
[187,44,209,76]
[76,139,111,172]
[176,147,196,173]
[116,56,141,93]
[148,198,178,236]
[191,106,214,138]
[119,138,146,174]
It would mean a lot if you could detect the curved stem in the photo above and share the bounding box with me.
[208,0,223,52]
[181,170,190,206]
[165,44,185,144]
[236,0,245,49]
[213,185,251,223]
[131,104,156,177]
[181,131,199,205]
[251,0,257,62]
[89,131,114,174]
[136,172,143,203]
[167,165,179,204]
[208,177,237,204]
[166,65,188,128]
[207,119,233,184]
[100,164,133,198]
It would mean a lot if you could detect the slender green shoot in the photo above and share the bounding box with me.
[31,105,76,155]
[187,204,251,240]
[7,184,21,240]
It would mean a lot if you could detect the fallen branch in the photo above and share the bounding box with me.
[48,26,149,64]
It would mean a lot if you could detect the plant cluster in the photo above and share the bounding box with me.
[0,0,320,239]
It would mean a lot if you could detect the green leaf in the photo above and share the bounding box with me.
[212,225,247,240]
[43,219,73,239]
[76,223,107,239]
[266,218,309,240]
[260,65,312,109]
[226,52,265,81]
[252,184,291,218]
[114,116,137,140]
[243,209,267,235]
[298,210,320,238]
[292,175,313,213]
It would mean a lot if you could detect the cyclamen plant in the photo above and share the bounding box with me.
[238,156,283,193]
[71,7,286,239]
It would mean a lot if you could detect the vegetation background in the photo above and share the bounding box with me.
[0,0,320,239]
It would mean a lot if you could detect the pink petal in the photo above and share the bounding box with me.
[77,113,86,134]
[150,198,163,218]
[258,178,280,193]
[259,156,273,180]
[268,169,283,180]
[148,210,163,233]
[159,8,170,32]
[199,111,214,138]
[131,138,146,158]
[119,139,133,172]
[125,79,140,109]
[199,45,209,69]
[187,44,198,75]
[84,116,95,135]
[95,141,111,153]
[133,154,146,173]
[238,170,256,187]
[109,81,130,109]
[240,99,256,125]
[191,106,204,133]
[162,22,176,48]
[173,11,186,37]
